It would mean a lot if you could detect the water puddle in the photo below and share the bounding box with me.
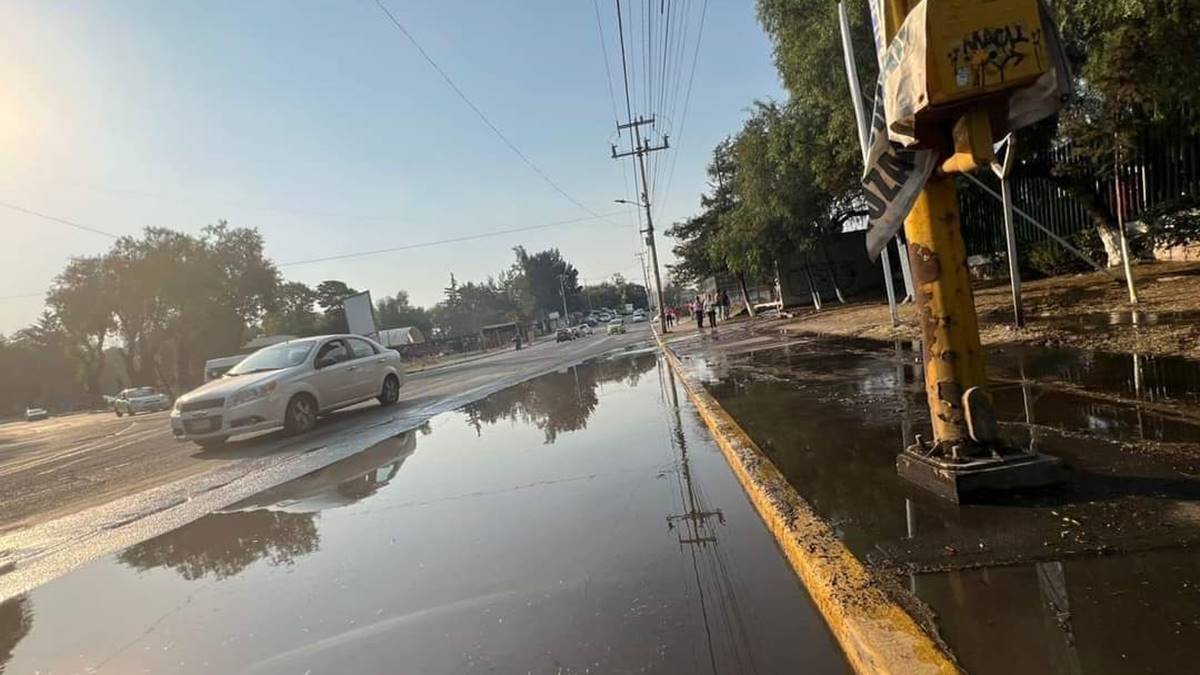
[686,331,1200,674]
[0,352,846,674]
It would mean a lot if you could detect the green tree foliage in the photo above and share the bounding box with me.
[579,275,649,311]
[262,281,321,337]
[375,290,433,337]
[513,246,580,316]
[314,280,359,334]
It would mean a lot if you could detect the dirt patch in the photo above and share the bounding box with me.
[776,261,1200,360]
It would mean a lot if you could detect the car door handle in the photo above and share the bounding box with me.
[345,365,358,372]
[375,357,386,363]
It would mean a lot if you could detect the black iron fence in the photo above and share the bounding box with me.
[959,119,1200,257]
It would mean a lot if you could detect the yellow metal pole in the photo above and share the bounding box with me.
[882,0,993,450]
[904,174,988,446]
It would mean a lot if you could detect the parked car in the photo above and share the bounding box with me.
[204,355,246,382]
[170,335,405,449]
[556,328,575,343]
[607,318,626,335]
[24,407,49,422]
[113,387,172,417]
[630,311,647,323]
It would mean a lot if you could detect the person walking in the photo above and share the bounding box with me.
[720,290,731,320]
[705,292,717,329]
[693,296,705,330]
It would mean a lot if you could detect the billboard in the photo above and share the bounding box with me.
[343,291,377,339]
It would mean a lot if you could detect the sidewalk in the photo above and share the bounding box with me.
[776,260,1200,361]
[661,319,1200,674]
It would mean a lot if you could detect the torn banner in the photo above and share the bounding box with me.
[862,0,1072,260]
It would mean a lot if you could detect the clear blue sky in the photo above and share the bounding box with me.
[0,0,784,334]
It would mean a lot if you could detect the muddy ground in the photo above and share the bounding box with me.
[778,260,1200,360]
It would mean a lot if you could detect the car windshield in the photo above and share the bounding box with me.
[126,387,156,397]
[227,341,315,375]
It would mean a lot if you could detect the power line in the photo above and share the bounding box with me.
[279,211,625,267]
[370,0,607,221]
[0,200,120,239]
[656,0,709,223]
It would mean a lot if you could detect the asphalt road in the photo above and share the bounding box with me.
[0,324,652,540]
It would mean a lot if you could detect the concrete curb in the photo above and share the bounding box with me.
[656,335,960,675]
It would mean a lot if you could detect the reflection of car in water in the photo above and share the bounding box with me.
[226,430,418,513]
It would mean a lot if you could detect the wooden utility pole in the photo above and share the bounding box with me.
[612,116,669,334]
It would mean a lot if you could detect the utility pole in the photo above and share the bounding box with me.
[558,274,570,326]
[635,251,654,310]
[612,115,669,334]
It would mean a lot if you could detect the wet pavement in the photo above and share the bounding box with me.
[667,323,1200,674]
[0,349,847,674]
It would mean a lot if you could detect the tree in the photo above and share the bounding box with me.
[262,281,320,337]
[513,246,579,318]
[46,256,113,395]
[375,290,432,337]
[314,280,359,334]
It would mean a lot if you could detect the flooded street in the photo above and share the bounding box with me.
[668,325,1200,674]
[0,349,847,674]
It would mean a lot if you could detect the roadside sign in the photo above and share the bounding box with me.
[343,291,377,339]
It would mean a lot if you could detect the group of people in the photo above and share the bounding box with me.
[688,290,730,330]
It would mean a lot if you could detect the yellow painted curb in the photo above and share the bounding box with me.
[658,336,960,675]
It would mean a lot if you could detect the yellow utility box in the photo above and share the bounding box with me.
[883,0,1048,146]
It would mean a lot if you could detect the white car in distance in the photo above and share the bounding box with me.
[171,335,405,449]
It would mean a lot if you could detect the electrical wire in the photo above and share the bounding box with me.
[655,0,709,224]
[0,200,120,239]
[278,211,625,267]
[370,0,609,222]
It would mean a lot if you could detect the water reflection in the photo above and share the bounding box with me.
[0,595,32,674]
[660,363,756,675]
[462,352,657,443]
[118,430,420,581]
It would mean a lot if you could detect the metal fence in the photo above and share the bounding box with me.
[959,119,1200,257]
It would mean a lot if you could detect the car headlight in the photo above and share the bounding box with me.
[229,380,278,407]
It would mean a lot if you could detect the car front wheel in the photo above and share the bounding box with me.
[284,394,318,435]
[378,374,400,406]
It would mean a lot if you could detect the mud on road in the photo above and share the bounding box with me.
[667,321,1200,674]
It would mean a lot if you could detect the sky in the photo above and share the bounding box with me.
[0,0,785,335]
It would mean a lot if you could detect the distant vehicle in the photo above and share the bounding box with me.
[171,335,405,449]
[572,324,593,337]
[629,311,648,323]
[556,328,575,343]
[24,407,48,422]
[204,355,246,382]
[607,318,626,335]
[113,387,172,417]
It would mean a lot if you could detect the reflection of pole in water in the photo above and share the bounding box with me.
[660,363,756,674]
[1035,561,1083,675]
[1018,350,1038,453]
[1131,353,1146,440]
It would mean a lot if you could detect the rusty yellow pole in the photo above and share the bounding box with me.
[883,1,994,451]
[904,174,988,446]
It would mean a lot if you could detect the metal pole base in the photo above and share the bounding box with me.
[897,439,1064,503]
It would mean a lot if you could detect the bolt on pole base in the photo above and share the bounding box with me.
[897,438,1064,504]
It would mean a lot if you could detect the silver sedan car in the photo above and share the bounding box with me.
[171,335,405,448]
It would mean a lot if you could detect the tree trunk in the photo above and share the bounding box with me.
[804,264,822,311]
[820,241,847,304]
[737,272,756,317]
[1037,169,1125,267]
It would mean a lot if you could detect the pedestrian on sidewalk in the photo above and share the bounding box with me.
[705,293,717,328]
[693,296,705,329]
[720,290,731,320]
